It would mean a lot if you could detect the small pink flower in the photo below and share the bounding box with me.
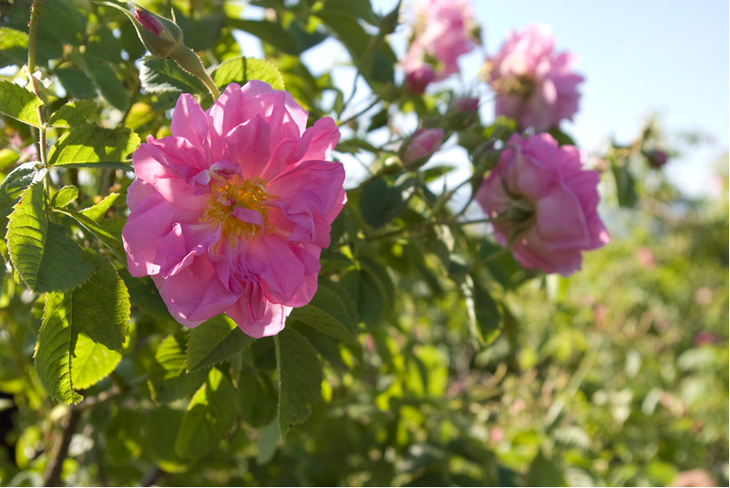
[476,133,609,276]
[402,0,478,91]
[122,81,346,338]
[402,128,444,165]
[134,8,163,37]
[485,23,584,131]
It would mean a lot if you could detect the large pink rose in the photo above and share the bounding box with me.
[476,133,609,276]
[402,0,478,91]
[122,81,346,338]
[485,23,584,131]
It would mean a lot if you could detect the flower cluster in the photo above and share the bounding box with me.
[397,5,607,275]
[123,81,346,338]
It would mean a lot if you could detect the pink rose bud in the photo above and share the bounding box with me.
[476,133,609,276]
[134,8,163,37]
[122,82,346,338]
[453,97,479,113]
[402,128,444,167]
[485,23,584,131]
[450,96,480,129]
[645,148,669,169]
[405,65,436,94]
[130,6,183,58]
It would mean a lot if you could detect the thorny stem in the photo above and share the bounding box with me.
[28,0,48,167]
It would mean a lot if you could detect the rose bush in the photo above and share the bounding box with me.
[0,1,721,487]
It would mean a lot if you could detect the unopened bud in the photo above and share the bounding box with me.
[132,6,183,58]
[644,148,669,169]
[134,8,163,36]
[405,65,435,95]
[449,97,480,130]
[402,128,444,169]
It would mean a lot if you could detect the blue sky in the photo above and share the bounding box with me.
[243,0,729,196]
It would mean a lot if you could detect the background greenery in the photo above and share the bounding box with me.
[0,0,726,486]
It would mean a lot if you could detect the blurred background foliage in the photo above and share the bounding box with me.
[0,0,727,486]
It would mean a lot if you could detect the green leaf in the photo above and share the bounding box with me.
[212,57,285,91]
[38,0,86,46]
[143,407,187,473]
[50,186,78,208]
[53,207,125,258]
[360,173,418,228]
[238,374,277,428]
[174,7,225,51]
[34,247,129,403]
[6,183,94,293]
[322,0,379,24]
[483,116,517,143]
[611,160,638,208]
[526,451,565,487]
[0,163,44,237]
[0,28,29,68]
[139,56,207,94]
[355,258,394,328]
[55,67,97,100]
[0,81,42,128]
[80,194,124,222]
[49,100,99,128]
[548,127,577,147]
[319,279,359,327]
[462,275,502,346]
[256,420,280,465]
[186,314,254,373]
[156,333,188,380]
[35,293,83,404]
[80,53,129,111]
[63,249,130,350]
[275,327,322,437]
[174,367,237,458]
[48,123,139,167]
[289,287,359,350]
[71,333,122,390]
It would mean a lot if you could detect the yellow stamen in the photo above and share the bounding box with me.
[201,175,275,243]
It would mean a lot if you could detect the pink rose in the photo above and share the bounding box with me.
[402,0,478,92]
[476,133,609,276]
[402,128,444,166]
[485,23,584,131]
[122,81,346,338]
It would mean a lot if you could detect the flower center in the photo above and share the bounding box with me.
[201,176,273,240]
